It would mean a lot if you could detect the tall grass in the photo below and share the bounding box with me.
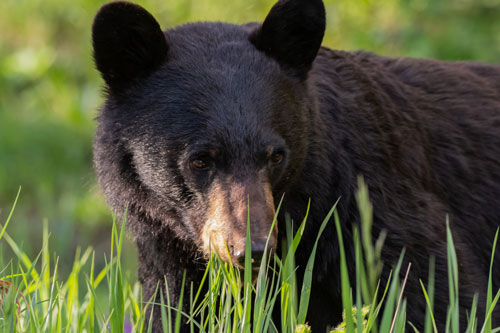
[0,183,499,332]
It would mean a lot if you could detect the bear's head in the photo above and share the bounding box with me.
[92,0,325,266]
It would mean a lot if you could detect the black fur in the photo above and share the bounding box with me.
[92,0,500,331]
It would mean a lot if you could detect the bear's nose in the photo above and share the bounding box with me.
[233,239,267,267]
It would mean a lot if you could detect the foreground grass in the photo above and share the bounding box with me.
[0,182,499,332]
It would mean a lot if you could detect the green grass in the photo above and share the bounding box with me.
[0,2,499,331]
[0,182,499,332]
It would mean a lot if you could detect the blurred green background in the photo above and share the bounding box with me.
[0,0,499,277]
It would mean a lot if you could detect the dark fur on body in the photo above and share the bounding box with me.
[92,0,500,331]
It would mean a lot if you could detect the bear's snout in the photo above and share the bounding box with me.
[201,178,277,267]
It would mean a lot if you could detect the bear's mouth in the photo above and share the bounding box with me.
[234,247,275,283]
[234,263,269,284]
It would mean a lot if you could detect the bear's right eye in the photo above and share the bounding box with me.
[191,158,209,170]
[270,152,284,165]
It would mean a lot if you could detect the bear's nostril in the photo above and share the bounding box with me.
[233,248,246,267]
[233,248,244,259]
[232,240,271,267]
[235,249,267,267]
[236,249,265,267]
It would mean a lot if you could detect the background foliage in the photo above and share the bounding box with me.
[0,0,499,276]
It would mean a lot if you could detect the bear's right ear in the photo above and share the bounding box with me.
[250,0,326,80]
[92,1,168,90]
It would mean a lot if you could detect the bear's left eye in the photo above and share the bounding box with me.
[191,159,209,170]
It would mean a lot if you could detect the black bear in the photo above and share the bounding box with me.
[92,0,500,331]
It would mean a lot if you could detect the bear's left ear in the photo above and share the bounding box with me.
[92,1,168,91]
[250,0,326,80]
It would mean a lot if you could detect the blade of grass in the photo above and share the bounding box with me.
[242,198,252,332]
[419,279,438,333]
[379,250,405,332]
[254,196,283,331]
[160,290,170,333]
[175,271,187,333]
[297,199,338,324]
[393,298,407,332]
[465,294,478,333]
[485,228,499,332]
[354,227,364,333]
[0,187,21,241]
[281,200,311,331]
[390,263,411,333]
[446,217,459,333]
[365,280,381,332]
[423,256,436,333]
[334,209,354,332]
[480,288,500,333]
